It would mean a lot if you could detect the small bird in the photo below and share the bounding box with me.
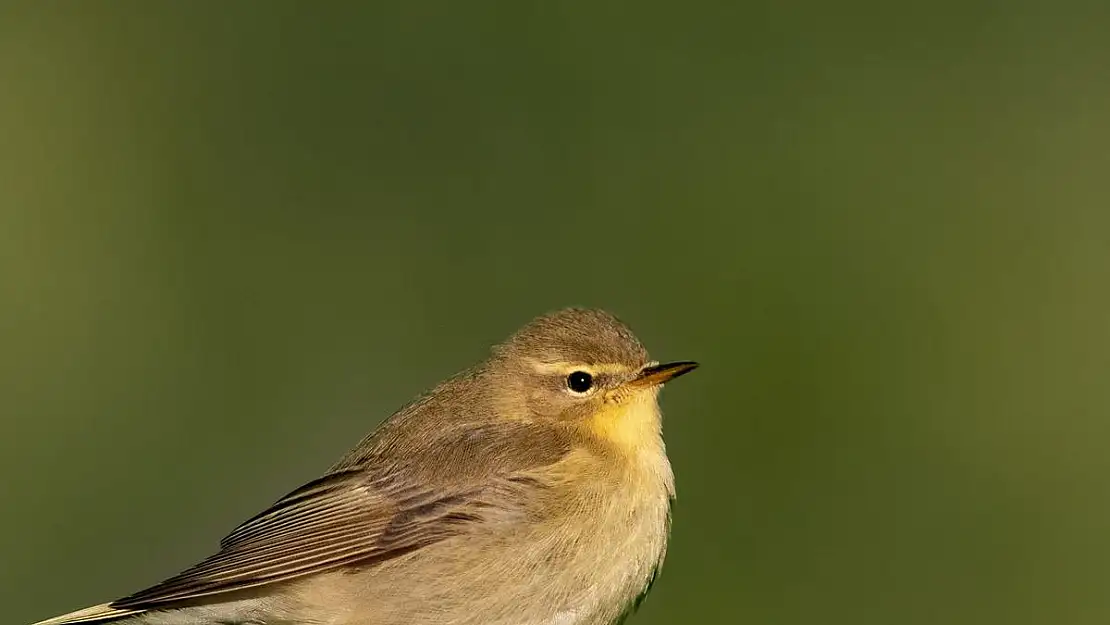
[33,308,697,625]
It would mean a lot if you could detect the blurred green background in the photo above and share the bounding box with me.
[3,3,1109,624]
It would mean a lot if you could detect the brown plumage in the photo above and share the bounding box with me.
[32,308,697,625]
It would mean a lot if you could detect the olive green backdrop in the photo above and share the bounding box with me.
[3,3,1109,624]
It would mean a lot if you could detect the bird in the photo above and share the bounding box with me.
[32,308,698,625]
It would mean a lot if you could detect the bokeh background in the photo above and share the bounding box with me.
[3,3,1110,624]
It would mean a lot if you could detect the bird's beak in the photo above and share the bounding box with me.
[626,361,699,389]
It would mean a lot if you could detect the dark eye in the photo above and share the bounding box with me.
[566,371,594,393]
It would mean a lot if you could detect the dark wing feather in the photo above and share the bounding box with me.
[110,470,488,609]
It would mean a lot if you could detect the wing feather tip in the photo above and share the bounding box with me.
[31,603,143,625]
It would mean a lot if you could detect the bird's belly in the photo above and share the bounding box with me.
[513,499,670,625]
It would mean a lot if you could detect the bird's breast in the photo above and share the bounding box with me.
[526,438,672,625]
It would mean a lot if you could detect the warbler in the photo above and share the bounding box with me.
[33,308,697,625]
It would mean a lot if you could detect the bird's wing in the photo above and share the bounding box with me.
[109,422,572,611]
[109,470,476,609]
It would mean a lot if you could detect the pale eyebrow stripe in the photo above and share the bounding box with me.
[524,360,651,375]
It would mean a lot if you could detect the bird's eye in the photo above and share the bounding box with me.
[566,371,594,394]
